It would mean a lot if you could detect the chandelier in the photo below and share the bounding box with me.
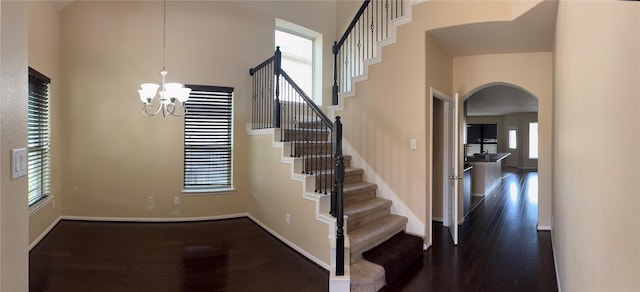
[138,0,190,117]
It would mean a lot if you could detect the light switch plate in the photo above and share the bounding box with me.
[11,148,27,180]
[410,139,417,150]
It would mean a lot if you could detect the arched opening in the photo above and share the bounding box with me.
[460,82,539,236]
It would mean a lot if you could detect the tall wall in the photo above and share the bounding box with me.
[453,52,552,228]
[335,0,536,241]
[59,1,336,220]
[28,1,63,246]
[554,1,640,290]
[0,1,29,290]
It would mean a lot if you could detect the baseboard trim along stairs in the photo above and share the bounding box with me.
[249,120,424,291]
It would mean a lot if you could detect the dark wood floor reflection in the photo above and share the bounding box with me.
[30,218,328,292]
[382,169,558,292]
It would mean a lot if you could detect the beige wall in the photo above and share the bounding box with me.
[248,133,330,265]
[28,1,63,246]
[59,1,335,219]
[335,0,529,242]
[554,1,640,290]
[453,52,552,228]
[0,1,30,290]
[503,112,537,169]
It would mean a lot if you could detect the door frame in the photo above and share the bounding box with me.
[429,87,460,245]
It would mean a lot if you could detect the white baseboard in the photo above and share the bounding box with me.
[341,139,425,236]
[61,213,248,223]
[551,229,561,292]
[247,214,330,270]
[29,216,62,251]
[35,213,330,273]
[537,225,552,231]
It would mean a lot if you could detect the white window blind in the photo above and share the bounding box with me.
[184,85,233,191]
[28,67,51,206]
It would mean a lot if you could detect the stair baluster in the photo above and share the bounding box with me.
[332,0,407,105]
[250,50,347,276]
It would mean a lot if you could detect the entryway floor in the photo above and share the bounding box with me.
[382,169,558,291]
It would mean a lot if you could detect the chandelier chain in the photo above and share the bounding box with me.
[162,0,166,72]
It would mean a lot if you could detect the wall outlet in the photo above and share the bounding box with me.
[174,196,180,205]
[286,213,291,224]
[148,196,154,204]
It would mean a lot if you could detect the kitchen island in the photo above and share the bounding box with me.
[467,153,511,197]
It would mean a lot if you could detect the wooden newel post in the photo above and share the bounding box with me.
[273,47,282,128]
[333,116,345,276]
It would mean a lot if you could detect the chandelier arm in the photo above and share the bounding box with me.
[142,102,164,117]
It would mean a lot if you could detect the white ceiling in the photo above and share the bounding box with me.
[466,85,538,116]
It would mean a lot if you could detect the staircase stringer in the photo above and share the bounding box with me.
[247,127,353,281]
[341,138,426,240]
[329,0,428,114]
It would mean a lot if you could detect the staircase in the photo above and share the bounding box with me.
[249,0,426,287]
[289,121,423,291]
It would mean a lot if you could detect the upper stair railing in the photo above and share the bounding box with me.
[250,47,346,276]
[332,0,407,105]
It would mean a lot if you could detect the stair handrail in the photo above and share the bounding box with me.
[332,0,407,105]
[250,48,346,277]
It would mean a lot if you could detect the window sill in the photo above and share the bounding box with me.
[29,195,53,216]
[182,188,236,196]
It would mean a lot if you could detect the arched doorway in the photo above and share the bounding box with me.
[460,82,539,236]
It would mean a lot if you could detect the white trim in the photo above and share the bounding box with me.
[342,139,425,236]
[31,213,331,273]
[182,188,236,195]
[248,214,330,270]
[29,216,61,251]
[329,274,351,292]
[328,0,427,115]
[432,217,443,222]
[551,228,561,292]
[61,213,248,223]
[28,195,54,215]
[536,225,552,231]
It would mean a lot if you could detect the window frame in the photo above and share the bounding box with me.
[275,18,323,105]
[182,85,234,194]
[466,124,498,154]
[27,67,51,206]
[529,122,539,159]
[508,128,518,150]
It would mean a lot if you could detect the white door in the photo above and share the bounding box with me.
[444,93,461,245]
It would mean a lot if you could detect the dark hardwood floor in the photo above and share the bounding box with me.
[30,218,328,292]
[382,169,558,291]
[30,169,557,292]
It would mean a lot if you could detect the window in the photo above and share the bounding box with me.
[275,19,322,104]
[276,29,313,97]
[466,124,498,154]
[508,129,517,149]
[529,122,538,159]
[183,85,234,192]
[28,67,51,206]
